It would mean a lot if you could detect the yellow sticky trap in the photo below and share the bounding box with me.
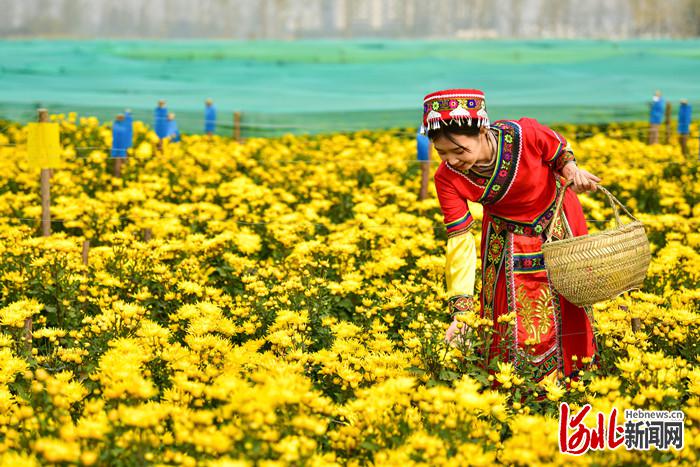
[27,122,62,168]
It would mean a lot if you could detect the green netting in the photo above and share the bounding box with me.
[1,39,699,137]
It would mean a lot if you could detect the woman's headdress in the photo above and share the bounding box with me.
[420,89,489,135]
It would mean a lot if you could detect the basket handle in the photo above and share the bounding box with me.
[544,180,640,243]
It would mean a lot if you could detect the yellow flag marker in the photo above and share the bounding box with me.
[27,122,62,168]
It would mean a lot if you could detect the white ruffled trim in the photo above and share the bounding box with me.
[449,105,470,119]
[427,109,442,121]
[422,108,490,134]
[423,117,490,131]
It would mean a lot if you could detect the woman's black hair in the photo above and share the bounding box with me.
[426,121,481,149]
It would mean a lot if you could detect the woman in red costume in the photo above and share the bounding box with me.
[423,89,600,382]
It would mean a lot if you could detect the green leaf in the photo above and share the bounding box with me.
[473,373,490,386]
[439,370,460,381]
[359,440,380,451]
[406,366,427,376]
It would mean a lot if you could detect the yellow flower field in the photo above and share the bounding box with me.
[0,114,698,465]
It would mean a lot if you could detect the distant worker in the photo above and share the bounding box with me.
[678,99,692,157]
[154,99,169,150]
[417,132,431,200]
[124,108,134,151]
[417,132,430,161]
[204,98,217,135]
[167,112,181,142]
[112,114,127,177]
[648,90,664,145]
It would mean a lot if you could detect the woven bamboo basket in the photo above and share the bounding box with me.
[541,181,651,307]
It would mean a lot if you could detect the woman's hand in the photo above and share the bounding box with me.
[561,161,601,194]
[445,318,471,348]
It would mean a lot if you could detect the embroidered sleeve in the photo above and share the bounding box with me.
[445,234,477,316]
[554,149,576,173]
[435,173,475,239]
[528,118,577,171]
[435,173,477,317]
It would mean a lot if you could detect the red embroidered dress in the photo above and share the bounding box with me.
[435,117,598,381]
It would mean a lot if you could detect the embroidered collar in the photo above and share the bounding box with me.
[444,121,522,205]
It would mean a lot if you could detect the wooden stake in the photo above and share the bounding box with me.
[631,317,642,333]
[679,134,689,158]
[114,158,124,178]
[143,228,152,242]
[82,240,90,266]
[40,169,51,236]
[620,305,641,332]
[23,317,32,354]
[233,112,242,142]
[79,240,90,323]
[38,109,51,237]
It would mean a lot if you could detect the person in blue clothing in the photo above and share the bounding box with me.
[648,90,665,145]
[154,100,169,150]
[112,114,127,177]
[678,99,692,157]
[417,132,430,161]
[167,112,181,142]
[417,132,431,200]
[124,109,134,152]
[204,98,217,136]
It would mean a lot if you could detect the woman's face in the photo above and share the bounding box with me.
[432,130,486,171]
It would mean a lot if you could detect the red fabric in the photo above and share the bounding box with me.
[435,174,471,234]
[480,198,597,379]
[424,88,485,101]
[435,118,569,225]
